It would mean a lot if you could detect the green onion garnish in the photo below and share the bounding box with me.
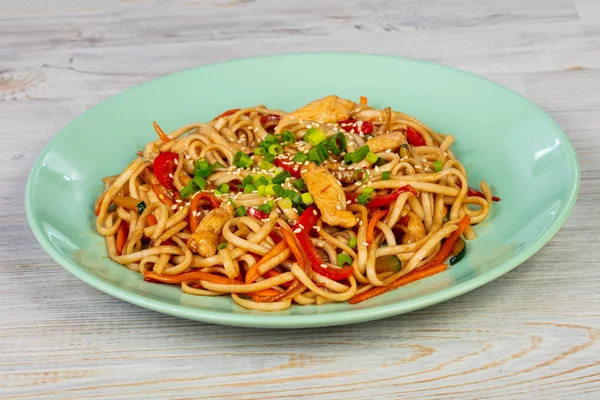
[263,153,275,163]
[337,253,353,267]
[259,160,273,170]
[242,175,254,186]
[365,151,379,164]
[308,143,329,165]
[353,169,369,182]
[362,187,375,196]
[264,134,278,144]
[280,198,293,208]
[301,192,313,205]
[381,171,390,180]
[233,151,253,168]
[293,178,306,191]
[348,237,357,249]
[257,185,266,196]
[192,176,207,191]
[243,184,255,194]
[194,159,213,178]
[292,152,309,163]
[268,143,283,155]
[265,184,276,196]
[356,193,371,205]
[433,160,443,172]
[272,184,285,197]
[236,205,247,217]
[327,132,347,155]
[255,176,269,187]
[217,183,230,193]
[304,127,327,145]
[280,131,295,143]
[272,171,291,185]
[137,201,146,214]
[212,162,226,169]
[180,181,197,199]
[254,147,265,156]
[283,190,302,205]
[217,242,227,251]
[344,145,370,164]
[258,200,275,214]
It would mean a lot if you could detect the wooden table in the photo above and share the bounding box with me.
[2,1,599,398]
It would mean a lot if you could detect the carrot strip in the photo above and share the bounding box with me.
[279,223,309,270]
[146,214,158,226]
[152,184,175,207]
[251,288,284,302]
[245,240,289,283]
[349,263,448,304]
[263,269,291,288]
[143,270,239,285]
[115,221,129,255]
[419,215,471,270]
[212,108,240,121]
[366,209,388,244]
[360,96,368,105]
[153,121,171,142]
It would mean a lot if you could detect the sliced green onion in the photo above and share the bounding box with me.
[233,151,253,168]
[212,162,226,169]
[292,152,309,163]
[362,187,375,196]
[258,200,275,214]
[257,185,266,196]
[304,127,327,145]
[228,198,237,208]
[255,176,269,187]
[272,171,290,185]
[283,190,302,205]
[194,159,213,178]
[217,242,227,251]
[217,183,230,193]
[337,253,353,267]
[433,160,443,172]
[301,192,313,205]
[272,184,284,197]
[381,171,391,180]
[353,169,369,182]
[356,193,371,205]
[259,160,273,170]
[348,237,357,249]
[293,178,306,191]
[268,143,283,155]
[137,201,147,214]
[254,147,265,156]
[265,184,276,196]
[243,184,255,194]
[308,143,329,165]
[242,175,254,186]
[192,176,207,191]
[214,190,223,196]
[264,134,278,144]
[375,157,387,166]
[366,151,379,164]
[349,145,370,164]
[263,153,275,163]
[280,198,293,208]
[236,205,247,217]
[274,167,284,174]
[327,132,347,155]
[280,131,295,143]
[180,182,197,199]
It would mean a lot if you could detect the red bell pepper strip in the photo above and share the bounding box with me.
[293,206,354,281]
[406,126,426,146]
[339,118,374,135]
[247,207,270,220]
[212,108,240,121]
[274,157,302,178]
[153,152,179,189]
[260,114,281,125]
[345,185,418,209]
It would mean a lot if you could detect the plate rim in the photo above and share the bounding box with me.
[25,52,580,328]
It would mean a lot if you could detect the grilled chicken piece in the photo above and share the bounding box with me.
[402,211,426,244]
[188,205,233,257]
[364,131,407,153]
[302,163,358,229]
[280,95,355,124]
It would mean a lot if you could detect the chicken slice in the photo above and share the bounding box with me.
[188,205,233,257]
[301,163,358,228]
[364,131,407,153]
[280,95,355,124]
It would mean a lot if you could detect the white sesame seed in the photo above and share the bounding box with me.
[174,159,179,165]
[355,182,362,187]
[359,220,363,226]
[386,149,392,153]
[175,199,182,203]
[298,224,305,229]
[374,165,380,172]
[315,226,321,232]
[312,209,317,216]
[335,205,341,210]
[346,200,351,204]
[320,263,328,268]
[168,173,173,178]
[306,124,312,129]
[293,228,301,234]
[171,204,178,210]
[185,154,191,160]
[192,210,198,217]
[362,241,369,246]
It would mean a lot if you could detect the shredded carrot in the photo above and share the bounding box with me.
[349,263,448,304]
[251,288,283,302]
[143,270,240,285]
[146,214,157,226]
[360,96,368,105]
[94,201,101,216]
[366,209,388,244]
[212,108,240,121]
[419,215,471,270]
[245,240,289,283]
[152,184,175,207]
[263,269,291,288]
[188,193,202,233]
[115,221,129,256]
[137,150,144,156]
[279,223,309,270]
[153,121,171,142]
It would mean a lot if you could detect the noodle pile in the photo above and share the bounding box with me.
[94,95,497,310]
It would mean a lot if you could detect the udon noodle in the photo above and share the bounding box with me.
[94,95,498,310]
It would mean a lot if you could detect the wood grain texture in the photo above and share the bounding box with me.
[1,1,599,399]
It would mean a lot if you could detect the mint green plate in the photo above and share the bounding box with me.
[26,54,579,328]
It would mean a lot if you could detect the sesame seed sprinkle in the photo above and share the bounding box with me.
[362,241,369,246]
[293,228,302,234]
